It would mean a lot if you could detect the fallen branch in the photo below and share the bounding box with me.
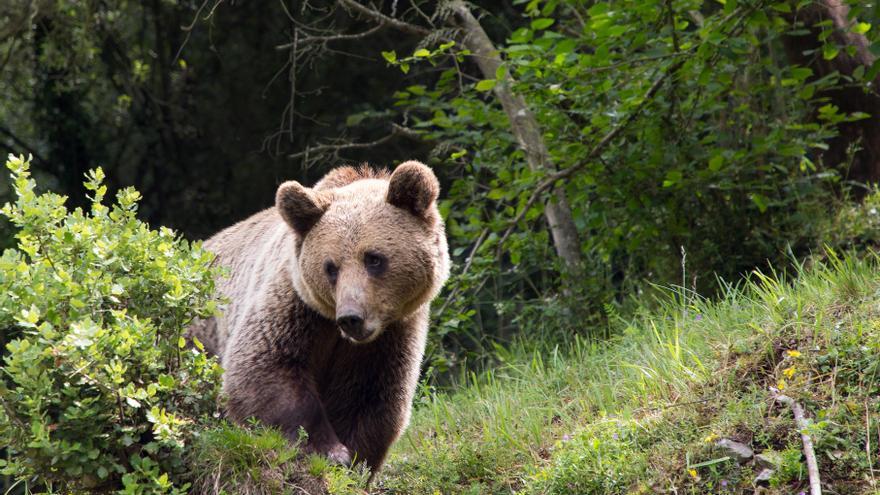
[770,387,822,495]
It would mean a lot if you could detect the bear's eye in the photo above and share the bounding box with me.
[363,251,387,276]
[324,261,339,284]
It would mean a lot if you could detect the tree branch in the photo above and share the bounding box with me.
[275,24,384,50]
[495,60,683,251]
[173,0,224,63]
[0,124,46,164]
[286,124,417,161]
[450,0,583,274]
[0,0,52,44]
[435,227,489,316]
[336,0,430,36]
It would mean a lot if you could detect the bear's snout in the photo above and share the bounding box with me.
[337,313,371,342]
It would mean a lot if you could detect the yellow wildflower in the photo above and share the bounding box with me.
[786,350,802,358]
[703,433,718,443]
[783,366,796,378]
[688,468,699,480]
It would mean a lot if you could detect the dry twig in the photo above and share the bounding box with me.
[286,124,419,164]
[337,0,430,36]
[770,387,822,495]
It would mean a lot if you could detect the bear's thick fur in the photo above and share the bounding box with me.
[188,161,449,470]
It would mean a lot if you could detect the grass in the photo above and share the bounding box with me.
[198,251,880,494]
[189,422,371,495]
[374,251,880,494]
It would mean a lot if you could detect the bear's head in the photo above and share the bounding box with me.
[276,161,450,344]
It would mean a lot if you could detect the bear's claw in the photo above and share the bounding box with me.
[325,443,353,465]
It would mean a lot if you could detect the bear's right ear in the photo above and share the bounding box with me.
[276,181,331,236]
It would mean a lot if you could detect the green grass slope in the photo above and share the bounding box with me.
[198,252,880,494]
[374,252,880,494]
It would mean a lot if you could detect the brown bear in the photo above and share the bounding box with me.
[187,161,449,472]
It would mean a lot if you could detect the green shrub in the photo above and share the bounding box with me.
[0,155,221,493]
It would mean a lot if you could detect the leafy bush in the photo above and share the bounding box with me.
[379,1,864,371]
[0,155,221,493]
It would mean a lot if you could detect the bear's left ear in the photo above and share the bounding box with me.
[276,181,332,237]
[386,160,439,218]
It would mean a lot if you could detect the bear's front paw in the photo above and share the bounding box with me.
[324,443,352,465]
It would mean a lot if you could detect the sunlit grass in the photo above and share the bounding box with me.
[377,251,880,494]
[189,252,880,494]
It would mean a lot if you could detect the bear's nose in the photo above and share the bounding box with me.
[337,314,366,340]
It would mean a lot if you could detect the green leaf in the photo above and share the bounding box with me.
[346,114,366,127]
[708,155,724,172]
[854,22,871,35]
[475,79,497,92]
[822,44,839,60]
[798,84,816,100]
[662,170,683,187]
[750,193,769,213]
[407,85,426,96]
[414,48,431,58]
[381,51,397,63]
[587,3,608,16]
[853,65,865,81]
[510,247,521,265]
[20,304,40,326]
[790,67,813,81]
[770,3,791,13]
[531,18,555,30]
[867,59,880,82]
[510,27,533,43]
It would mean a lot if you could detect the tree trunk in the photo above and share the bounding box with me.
[449,2,584,276]
[782,0,880,185]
